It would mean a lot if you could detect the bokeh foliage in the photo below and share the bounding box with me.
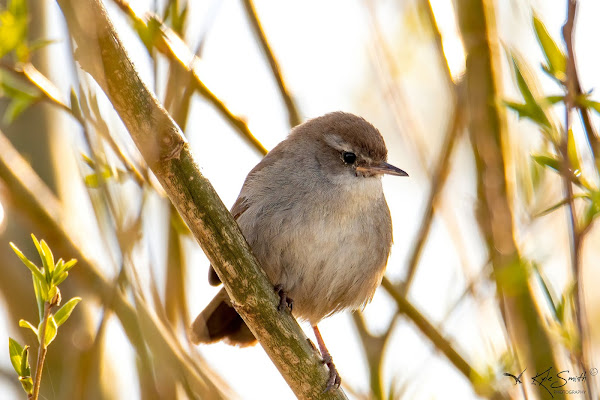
[1,0,599,399]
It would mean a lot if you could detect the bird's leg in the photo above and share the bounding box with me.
[312,325,341,391]
[274,284,293,312]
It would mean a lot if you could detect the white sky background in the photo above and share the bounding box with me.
[2,0,600,399]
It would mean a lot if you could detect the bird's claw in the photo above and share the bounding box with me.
[274,284,293,312]
[322,359,341,392]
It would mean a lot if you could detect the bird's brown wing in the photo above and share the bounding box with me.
[206,147,284,285]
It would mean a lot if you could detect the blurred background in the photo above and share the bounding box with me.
[1,0,600,398]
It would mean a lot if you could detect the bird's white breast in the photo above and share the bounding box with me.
[237,170,392,324]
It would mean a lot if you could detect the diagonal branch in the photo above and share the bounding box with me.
[401,87,464,293]
[55,0,346,397]
[241,0,301,127]
[380,278,507,399]
[112,0,268,156]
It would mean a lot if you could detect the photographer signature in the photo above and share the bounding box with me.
[504,366,597,398]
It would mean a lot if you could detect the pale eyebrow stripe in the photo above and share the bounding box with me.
[323,134,376,163]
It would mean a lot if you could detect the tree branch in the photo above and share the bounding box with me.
[55,0,346,397]
[31,302,52,400]
[241,0,301,127]
[380,278,507,399]
[112,0,268,156]
[401,86,463,294]
[456,1,564,398]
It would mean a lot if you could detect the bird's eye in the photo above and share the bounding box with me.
[342,151,357,164]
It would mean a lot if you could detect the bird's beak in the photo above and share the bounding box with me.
[356,161,408,177]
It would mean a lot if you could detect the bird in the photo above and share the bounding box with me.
[190,111,408,391]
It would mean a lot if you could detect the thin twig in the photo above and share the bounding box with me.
[380,277,504,397]
[562,2,594,398]
[421,0,456,87]
[111,0,268,156]
[351,312,397,399]
[0,62,146,185]
[401,89,464,293]
[560,2,600,160]
[241,0,301,127]
[365,0,471,296]
[31,302,52,400]
[364,0,430,155]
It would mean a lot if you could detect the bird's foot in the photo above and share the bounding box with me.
[274,284,293,312]
[312,325,341,392]
[321,354,341,392]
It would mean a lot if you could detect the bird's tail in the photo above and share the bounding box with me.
[189,288,257,346]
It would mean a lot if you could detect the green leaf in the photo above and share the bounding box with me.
[583,191,600,229]
[536,199,569,217]
[53,272,68,286]
[20,345,30,377]
[40,239,55,277]
[0,0,28,59]
[535,194,588,218]
[18,319,38,340]
[166,2,188,34]
[0,70,39,98]
[53,259,64,278]
[54,297,81,327]
[0,70,41,123]
[556,292,568,324]
[81,152,96,169]
[62,259,77,273]
[532,15,566,81]
[544,95,564,105]
[38,274,51,303]
[8,0,27,16]
[512,56,536,105]
[84,167,114,187]
[47,285,57,303]
[133,19,153,54]
[532,263,558,320]
[532,154,561,172]
[579,97,600,115]
[40,315,57,347]
[510,55,552,130]
[70,88,82,121]
[3,95,38,123]
[53,259,75,286]
[567,128,581,176]
[8,337,23,374]
[504,101,543,123]
[9,242,44,283]
[23,236,52,301]
[30,233,42,260]
[84,173,100,188]
[28,38,58,54]
[19,376,33,395]
[32,274,44,322]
